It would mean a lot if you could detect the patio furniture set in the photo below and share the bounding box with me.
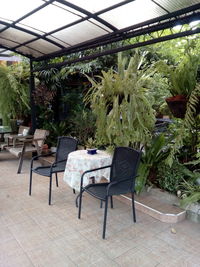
[0,129,141,239]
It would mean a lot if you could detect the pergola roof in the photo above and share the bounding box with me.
[0,0,200,64]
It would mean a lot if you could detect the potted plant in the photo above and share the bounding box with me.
[156,47,199,118]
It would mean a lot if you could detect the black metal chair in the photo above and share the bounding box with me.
[29,136,78,205]
[78,146,141,239]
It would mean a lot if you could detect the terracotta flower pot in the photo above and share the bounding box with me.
[166,95,187,119]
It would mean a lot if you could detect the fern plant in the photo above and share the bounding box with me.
[0,62,30,125]
[155,42,200,97]
[166,83,200,166]
[85,52,156,149]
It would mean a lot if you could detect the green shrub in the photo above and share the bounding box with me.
[157,161,185,193]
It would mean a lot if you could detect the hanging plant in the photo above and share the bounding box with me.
[85,52,156,149]
[156,41,200,118]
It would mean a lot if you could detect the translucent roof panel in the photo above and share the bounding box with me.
[64,0,123,13]
[52,20,109,46]
[0,0,43,22]
[157,0,200,12]
[0,24,6,31]
[27,39,61,54]
[100,0,167,29]
[0,38,19,48]
[16,46,44,58]
[0,28,35,44]
[0,0,199,60]
[20,4,83,33]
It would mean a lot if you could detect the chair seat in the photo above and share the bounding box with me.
[7,145,37,157]
[85,181,132,199]
[85,183,109,200]
[32,163,66,177]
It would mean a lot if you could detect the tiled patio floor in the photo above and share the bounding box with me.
[0,151,200,267]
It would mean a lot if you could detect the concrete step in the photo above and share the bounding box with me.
[116,190,186,223]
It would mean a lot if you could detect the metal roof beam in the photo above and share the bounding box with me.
[0,20,64,49]
[34,4,200,62]
[0,0,55,34]
[0,44,33,59]
[56,0,118,32]
[33,27,200,72]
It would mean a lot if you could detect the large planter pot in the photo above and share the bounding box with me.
[166,95,187,119]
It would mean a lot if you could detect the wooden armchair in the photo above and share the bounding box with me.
[1,125,30,150]
[6,129,49,173]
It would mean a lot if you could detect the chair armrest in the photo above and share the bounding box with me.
[50,159,67,169]
[30,152,55,168]
[80,165,112,189]
[32,152,55,160]
[52,158,67,165]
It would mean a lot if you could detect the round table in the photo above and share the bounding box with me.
[63,150,112,191]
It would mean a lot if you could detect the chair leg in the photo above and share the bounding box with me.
[17,144,26,173]
[131,192,136,223]
[78,189,83,219]
[55,173,58,187]
[49,174,52,205]
[110,196,113,208]
[103,197,108,239]
[29,169,33,196]
[73,188,76,194]
[100,200,103,208]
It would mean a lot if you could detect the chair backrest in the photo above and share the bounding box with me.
[55,136,78,163]
[33,129,49,148]
[110,147,141,192]
[18,125,30,135]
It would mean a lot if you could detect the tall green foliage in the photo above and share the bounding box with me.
[0,62,30,124]
[85,52,156,148]
[166,83,200,166]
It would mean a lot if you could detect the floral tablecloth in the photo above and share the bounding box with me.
[63,150,112,191]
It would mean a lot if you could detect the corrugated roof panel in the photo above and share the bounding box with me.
[52,20,108,46]
[157,0,200,12]
[20,4,81,33]
[16,23,45,35]
[55,2,87,17]
[16,45,43,58]
[0,0,43,22]
[99,0,167,29]
[47,36,71,47]
[0,0,199,60]
[0,37,19,48]
[89,19,113,33]
[0,24,6,31]
[64,0,123,13]
[27,39,61,54]
[0,28,35,44]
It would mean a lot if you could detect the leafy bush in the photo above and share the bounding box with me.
[69,109,96,146]
[0,63,30,124]
[157,161,186,193]
[179,178,200,207]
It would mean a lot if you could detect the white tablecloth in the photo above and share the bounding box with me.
[63,150,112,191]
